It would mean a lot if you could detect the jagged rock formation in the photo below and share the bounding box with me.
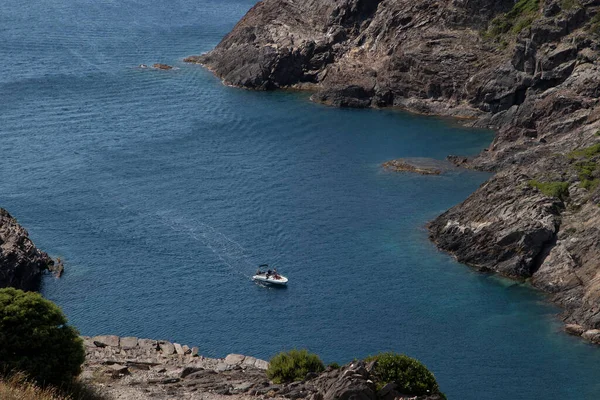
[187,0,600,340]
[0,208,53,291]
[81,335,443,400]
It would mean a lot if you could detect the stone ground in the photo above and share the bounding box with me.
[81,335,276,400]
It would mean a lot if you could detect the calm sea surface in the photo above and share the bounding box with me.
[2,1,600,398]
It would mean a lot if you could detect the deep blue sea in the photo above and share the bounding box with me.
[2,1,600,399]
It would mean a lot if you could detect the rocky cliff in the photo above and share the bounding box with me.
[187,0,600,340]
[81,335,443,400]
[0,208,53,291]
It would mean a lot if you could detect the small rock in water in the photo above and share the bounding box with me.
[582,329,600,343]
[565,324,585,336]
[382,158,446,175]
[152,63,173,70]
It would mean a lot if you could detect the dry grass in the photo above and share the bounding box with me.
[0,374,67,400]
[0,373,107,400]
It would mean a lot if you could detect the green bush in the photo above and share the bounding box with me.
[266,349,325,383]
[528,180,570,200]
[0,288,85,386]
[365,352,441,396]
[327,362,341,370]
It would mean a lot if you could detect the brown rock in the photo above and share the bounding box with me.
[159,341,175,355]
[93,335,120,347]
[382,159,442,175]
[152,63,173,70]
[120,336,138,349]
[582,329,600,343]
[225,354,246,365]
[565,324,585,336]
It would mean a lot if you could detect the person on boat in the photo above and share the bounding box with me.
[266,269,272,278]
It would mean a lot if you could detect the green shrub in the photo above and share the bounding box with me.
[266,349,325,383]
[568,143,600,159]
[365,352,441,396]
[327,362,341,370]
[528,180,570,200]
[0,288,85,386]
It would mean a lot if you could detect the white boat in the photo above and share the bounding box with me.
[253,264,288,286]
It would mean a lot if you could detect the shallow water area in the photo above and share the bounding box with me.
[2,1,600,399]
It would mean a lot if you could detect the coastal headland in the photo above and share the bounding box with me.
[185,0,600,338]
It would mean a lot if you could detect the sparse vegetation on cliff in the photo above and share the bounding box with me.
[528,180,570,200]
[568,143,600,159]
[487,0,540,36]
[568,144,600,190]
[589,12,600,35]
[0,288,85,386]
[266,349,325,383]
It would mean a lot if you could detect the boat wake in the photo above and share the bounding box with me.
[92,183,256,281]
[155,211,254,280]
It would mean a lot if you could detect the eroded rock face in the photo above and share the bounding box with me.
[0,208,53,291]
[191,0,600,337]
[429,170,563,278]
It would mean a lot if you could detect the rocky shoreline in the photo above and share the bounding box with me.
[186,0,600,337]
[0,208,54,291]
[80,335,442,400]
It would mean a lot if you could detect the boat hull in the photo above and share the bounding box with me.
[252,275,288,286]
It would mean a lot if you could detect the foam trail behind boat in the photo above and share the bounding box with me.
[155,211,254,280]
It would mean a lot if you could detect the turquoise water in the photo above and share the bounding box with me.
[2,1,600,398]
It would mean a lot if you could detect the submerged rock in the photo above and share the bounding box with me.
[152,63,173,70]
[382,158,447,175]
